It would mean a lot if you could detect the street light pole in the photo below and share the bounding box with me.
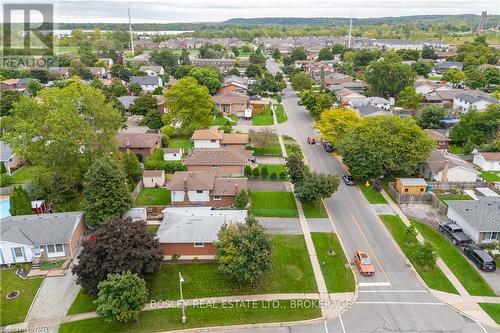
[179,272,186,323]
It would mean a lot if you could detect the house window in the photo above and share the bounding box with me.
[196,190,203,194]
[214,195,222,200]
[194,242,204,247]
[404,188,409,192]
[13,247,23,258]
[47,244,56,253]
[55,244,64,252]
[211,139,216,143]
[420,188,424,192]
[488,232,499,240]
[212,165,218,168]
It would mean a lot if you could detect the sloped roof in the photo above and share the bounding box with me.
[166,171,216,191]
[424,129,451,142]
[212,92,249,105]
[0,141,14,162]
[213,177,248,196]
[478,152,500,162]
[221,133,249,145]
[398,178,428,186]
[117,132,162,149]
[191,129,224,141]
[130,76,160,86]
[446,197,500,232]
[0,212,83,246]
[184,149,251,166]
[143,170,164,178]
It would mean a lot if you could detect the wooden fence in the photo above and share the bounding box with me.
[131,180,144,201]
[387,182,434,204]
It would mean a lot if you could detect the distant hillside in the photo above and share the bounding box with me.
[56,14,499,31]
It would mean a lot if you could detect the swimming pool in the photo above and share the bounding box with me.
[0,199,11,218]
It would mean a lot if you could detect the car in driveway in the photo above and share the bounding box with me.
[322,141,334,153]
[463,246,496,272]
[342,174,356,186]
[438,222,472,246]
[354,250,375,276]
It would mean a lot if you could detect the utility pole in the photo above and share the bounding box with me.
[477,11,487,35]
[348,15,353,48]
[128,8,135,56]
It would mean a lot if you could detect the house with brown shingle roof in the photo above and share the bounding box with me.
[166,171,247,207]
[117,132,162,159]
[424,129,451,150]
[191,130,249,150]
[184,149,253,177]
[212,91,249,118]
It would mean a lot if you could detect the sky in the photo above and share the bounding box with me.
[3,0,499,23]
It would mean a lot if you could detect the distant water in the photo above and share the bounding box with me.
[53,29,192,36]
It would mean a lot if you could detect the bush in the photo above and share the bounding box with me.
[252,167,260,177]
[279,171,287,180]
[244,165,252,176]
[270,172,277,180]
[0,173,13,187]
[235,189,251,209]
[219,124,232,134]
[261,166,269,179]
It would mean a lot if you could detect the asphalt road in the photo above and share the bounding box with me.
[223,58,499,333]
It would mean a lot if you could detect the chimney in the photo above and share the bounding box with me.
[442,158,449,183]
[183,177,188,190]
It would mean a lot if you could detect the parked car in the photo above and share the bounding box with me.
[322,141,334,153]
[438,222,472,246]
[354,250,375,276]
[342,174,356,186]
[463,246,496,272]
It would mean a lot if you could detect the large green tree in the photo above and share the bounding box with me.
[96,272,148,323]
[150,49,178,73]
[464,67,487,89]
[291,72,312,92]
[442,68,465,87]
[449,104,500,150]
[81,155,133,227]
[129,93,157,116]
[338,116,434,179]
[188,67,222,95]
[294,173,339,203]
[163,77,214,135]
[216,216,272,284]
[417,105,448,129]
[73,218,162,295]
[397,86,423,110]
[365,59,416,97]
[286,152,309,184]
[290,47,307,61]
[4,80,124,181]
[318,47,334,61]
[121,152,142,186]
[316,108,360,146]
[0,90,22,116]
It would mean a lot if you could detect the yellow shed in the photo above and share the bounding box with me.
[395,178,428,195]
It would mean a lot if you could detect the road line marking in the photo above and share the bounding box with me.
[339,314,346,333]
[358,282,391,287]
[350,213,391,285]
[324,319,330,333]
[357,301,444,305]
[358,289,428,293]
[475,319,489,333]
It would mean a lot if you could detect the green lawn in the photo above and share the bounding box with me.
[481,171,500,182]
[67,235,317,314]
[448,144,465,154]
[479,303,500,324]
[67,289,97,315]
[251,192,298,217]
[252,105,274,126]
[252,146,283,156]
[134,188,171,206]
[59,300,321,333]
[0,269,43,326]
[311,233,355,292]
[11,165,40,183]
[167,136,193,150]
[301,200,328,218]
[379,215,458,294]
[253,164,287,179]
[438,194,473,201]
[412,220,496,296]
[275,104,288,123]
[213,115,237,126]
[146,225,160,234]
[356,181,387,204]
[40,260,65,271]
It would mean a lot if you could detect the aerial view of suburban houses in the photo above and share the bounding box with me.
[0,2,500,333]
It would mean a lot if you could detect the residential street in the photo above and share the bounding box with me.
[234,58,500,333]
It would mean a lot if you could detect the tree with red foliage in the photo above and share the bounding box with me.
[72,218,163,295]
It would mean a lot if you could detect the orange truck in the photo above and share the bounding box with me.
[354,250,375,276]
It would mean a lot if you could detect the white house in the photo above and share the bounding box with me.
[349,97,391,110]
[191,129,223,149]
[0,141,22,175]
[473,152,500,171]
[139,65,165,76]
[142,170,165,188]
[163,148,183,161]
[0,212,85,264]
[420,149,479,182]
[453,93,498,112]
[446,197,500,244]
[129,76,163,92]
